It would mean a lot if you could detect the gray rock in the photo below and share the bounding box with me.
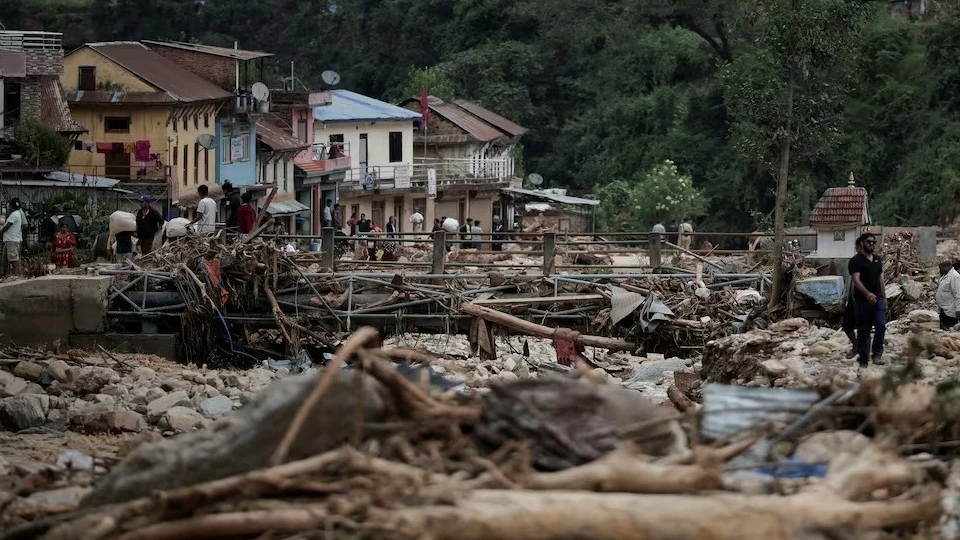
[56,449,94,471]
[247,368,274,388]
[161,378,192,391]
[198,395,234,419]
[46,360,71,383]
[94,394,116,406]
[146,387,166,402]
[224,374,243,388]
[22,382,44,395]
[14,361,44,382]
[146,390,190,419]
[1,376,27,398]
[203,385,220,398]
[181,370,204,384]
[72,367,120,394]
[161,406,205,431]
[71,405,145,433]
[1,394,49,430]
[26,486,93,507]
[205,375,223,388]
[498,371,519,382]
[629,358,689,383]
[503,358,518,372]
[131,367,156,381]
[47,409,66,424]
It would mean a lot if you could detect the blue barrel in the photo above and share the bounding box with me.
[310,242,321,252]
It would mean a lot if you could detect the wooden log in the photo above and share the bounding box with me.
[386,488,940,540]
[460,302,636,351]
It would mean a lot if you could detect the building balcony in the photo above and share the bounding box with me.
[0,31,64,77]
[337,157,514,192]
[270,90,332,108]
[0,31,62,51]
[295,142,351,176]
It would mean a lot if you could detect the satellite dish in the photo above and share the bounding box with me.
[528,173,544,187]
[250,82,269,102]
[321,70,341,86]
[197,134,216,149]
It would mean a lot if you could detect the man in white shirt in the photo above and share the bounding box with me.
[190,185,218,234]
[651,220,666,234]
[937,261,960,329]
[0,198,25,276]
[322,199,333,228]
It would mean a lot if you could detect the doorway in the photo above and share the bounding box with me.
[371,200,385,228]
[393,199,404,232]
[358,134,368,176]
[105,152,131,180]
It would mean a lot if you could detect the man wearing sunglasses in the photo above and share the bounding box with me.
[848,233,886,366]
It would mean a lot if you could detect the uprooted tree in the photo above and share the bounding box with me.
[721,0,865,308]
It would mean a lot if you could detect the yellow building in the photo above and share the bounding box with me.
[61,41,231,204]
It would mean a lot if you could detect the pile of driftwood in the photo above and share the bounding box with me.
[881,231,924,282]
[4,328,944,540]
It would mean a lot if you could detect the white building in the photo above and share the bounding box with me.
[808,176,869,259]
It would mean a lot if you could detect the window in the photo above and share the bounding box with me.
[297,118,308,143]
[104,116,130,133]
[282,159,289,192]
[193,142,200,183]
[1,82,21,128]
[833,231,846,242]
[173,145,178,166]
[203,113,209,128]
[329,134,344,143]
[273,161,279,188]
[193,114,199,130]
[204,149,209,181]
[388,131,403,163]
[182,116,187,131]
[79,66,96,91]
[182,144,188,186]
[222,125,250,164]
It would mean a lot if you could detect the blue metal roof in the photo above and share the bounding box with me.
[313,90,422,124]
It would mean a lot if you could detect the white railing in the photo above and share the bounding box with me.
[311,141,350,161]
[338,157,514,191]
[0,31,62,51]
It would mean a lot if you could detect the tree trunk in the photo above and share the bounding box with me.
[767,71,795,309]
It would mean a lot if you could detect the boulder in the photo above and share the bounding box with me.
[198,395,234,419]
[72,406,145,433]
[146,387,166,402]
[71,366,120,394]
[1,375,27,398]
[770,318,810,333]
[0,394,50,430]
[760,359,789,379]
[160,407,205,431]
[806,342,832,356]
[146,390,190,419]
[13,361,44,382]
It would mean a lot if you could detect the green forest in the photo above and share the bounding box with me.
[2,0,959,232]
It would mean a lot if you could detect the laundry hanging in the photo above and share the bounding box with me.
[96,142,113,153]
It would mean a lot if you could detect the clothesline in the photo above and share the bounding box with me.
[72,139,161,176]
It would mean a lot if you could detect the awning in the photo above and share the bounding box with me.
[501,187,599,206]
[267,198,310,216]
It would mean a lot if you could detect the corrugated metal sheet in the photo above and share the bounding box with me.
[142,40,273,61]
[86,42,233,103]
[39,78,86,133]
[431,100,505,142]
[267,196,309,216]
[701,384,818,440]
[255,119,308,152]
[65,90,177,104]
[44,170,120,189]
[809,186,868,225]
[414,133,474,145]
[501,187,599,206]
[313,90,422,123]
[453,99,528,137]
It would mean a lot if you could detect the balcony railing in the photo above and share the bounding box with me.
[0,31,62,51]
[339,157,514,191]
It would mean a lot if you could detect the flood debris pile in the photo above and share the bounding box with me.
[1,327,950,539]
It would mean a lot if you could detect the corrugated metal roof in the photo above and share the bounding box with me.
[44,170,121,189]
[267,195,309,216]
[255,119,308,152]
[809,186,868,225]
[501,187,599,206]
[313,90,421,124]
[430,99,504,142]
[453,99,528,137]
[142,40,273,61]
[39,78,86,133]
[65,90,178,104]
[84,42,233,103]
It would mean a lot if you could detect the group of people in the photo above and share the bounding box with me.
[430,215,506,251]
[652,218,695,250]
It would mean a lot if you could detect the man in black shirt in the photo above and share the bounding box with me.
[135,195,164,255]
[848,232,886,366]
[222,182,241,232]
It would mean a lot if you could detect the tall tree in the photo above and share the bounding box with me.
[721,0,865,307]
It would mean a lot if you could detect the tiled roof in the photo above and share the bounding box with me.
[400,96,527,143]
[809,186,868,225]
[81,42,233,103]
[142,40,273,61]
[453,99,527,137]
[39,78,85,133]
[255,118,308,152]
[313,90,422,124]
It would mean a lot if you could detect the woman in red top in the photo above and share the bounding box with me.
[237,192,257,234]
[52,222,77,268]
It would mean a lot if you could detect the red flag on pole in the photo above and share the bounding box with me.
[420,71,430,130]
